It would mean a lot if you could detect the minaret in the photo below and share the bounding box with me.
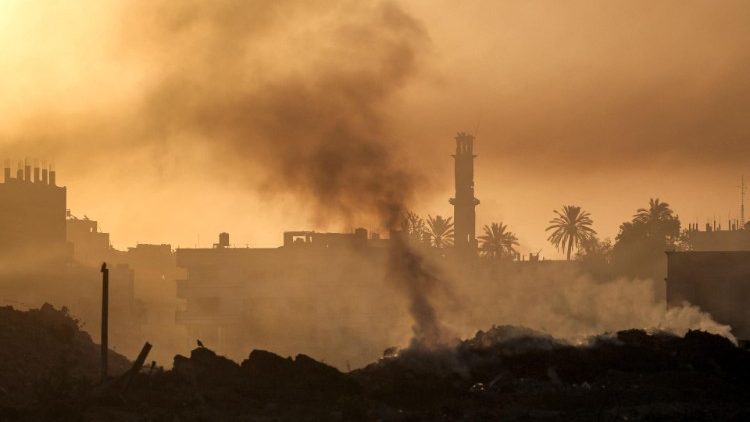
[450,132,480,251]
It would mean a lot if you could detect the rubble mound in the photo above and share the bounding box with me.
[0,304,130,408]
[242,350,360,401]
[351,327,750,419]
[463,325,560,351]
[5,323,750,421]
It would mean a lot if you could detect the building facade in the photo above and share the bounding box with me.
[665,251,750,340]
[0,163,143,356]
[175,230,403,367]
[685,223,750,251]
[0,161,69,269]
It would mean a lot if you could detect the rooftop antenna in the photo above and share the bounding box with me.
[741,175,746,228]
[473,116,482,139]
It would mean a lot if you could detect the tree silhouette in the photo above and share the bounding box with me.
[401,211,425,240]
[611,198,681,279]
[478,222,519,260]
[426,215,454,248]
[546,205,597,260]
[632,198,680,242]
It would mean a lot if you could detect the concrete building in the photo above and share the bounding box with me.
[0,162,144,356]
[450,133,480,252]
[665,251,750,340]
[173,134,492,365]
[0,161,70,268]
[175,230,399,367]
[67,214,111,267]
[65,214,182,361]
[685,223,750,251]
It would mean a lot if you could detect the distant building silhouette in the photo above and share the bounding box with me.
[0,160,70,266]
[66,212,182,359]
[67,215,111,266]
[666,251,750,341]
[175,230,391,361]
[449,133,479,252]
[0,162,147,356]
[685,222,750,251]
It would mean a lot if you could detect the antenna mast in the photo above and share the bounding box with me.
[741,175,746,228]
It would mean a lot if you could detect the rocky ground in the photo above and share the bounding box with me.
[2,306,749,421]
[0,304,130,418]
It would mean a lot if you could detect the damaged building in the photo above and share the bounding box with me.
[175,230,404,367]
[0,161,143,356]
[66,212,185,361]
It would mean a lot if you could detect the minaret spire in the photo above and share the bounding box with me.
[450,132,480,252]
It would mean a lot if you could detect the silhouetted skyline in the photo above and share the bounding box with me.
[0,1,749,257]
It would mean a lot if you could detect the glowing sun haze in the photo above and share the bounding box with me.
[1,0,749,257]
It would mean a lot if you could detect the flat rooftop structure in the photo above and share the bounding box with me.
[686,226,750,251]
[666,251,750,340]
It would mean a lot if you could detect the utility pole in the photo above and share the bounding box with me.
[101,262,109,382]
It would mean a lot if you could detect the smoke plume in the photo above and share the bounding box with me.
[129,0,444,347]
[128,0,445,346]
[437,264,736,344]
[122,0,428,228]
[1,1,743,359]
[0,0,448,349]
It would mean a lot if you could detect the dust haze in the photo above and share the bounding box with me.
[0,0,746,367]
[2,1,750,249]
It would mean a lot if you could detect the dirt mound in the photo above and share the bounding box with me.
[168,347,358,402]
[351,327,750,419]
[0,304,130,408]
[4,323,750,421]
[242,349,360,401]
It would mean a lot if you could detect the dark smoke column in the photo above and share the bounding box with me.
[450,132,480,252]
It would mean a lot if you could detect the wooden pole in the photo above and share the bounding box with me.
[121,342,152,394]
[101,262,109,382]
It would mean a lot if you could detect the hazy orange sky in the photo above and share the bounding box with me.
[1,1,749,258]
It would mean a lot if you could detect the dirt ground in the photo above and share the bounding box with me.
[2,306,749,421]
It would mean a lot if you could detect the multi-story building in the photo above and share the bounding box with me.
[65,213,183,361]
[175,230,402,367]
[665,251,750,341]
[685,222,750,251]
[0,161,70,269]
[66,215,111,267]
[0,162,142,355]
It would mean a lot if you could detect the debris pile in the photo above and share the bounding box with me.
[354,326,750,420]
[0,304,130,409]
[3,307,750,420]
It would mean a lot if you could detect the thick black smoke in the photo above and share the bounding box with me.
[7,0,442,347]
[121,0,427,228]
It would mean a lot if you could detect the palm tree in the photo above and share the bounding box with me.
[546,205,597,260]
[401,211,425,240]
[426,215,454,248]
[634,198,673,225]
[632,198,680,242]
[478,222,519,260]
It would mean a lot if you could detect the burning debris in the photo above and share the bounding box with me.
[387,235,452,349]
[3,306,749,421]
